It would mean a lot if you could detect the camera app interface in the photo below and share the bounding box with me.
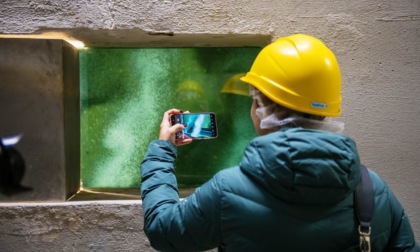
[175,114,217,139]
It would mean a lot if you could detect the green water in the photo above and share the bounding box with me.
[80,47,261,188]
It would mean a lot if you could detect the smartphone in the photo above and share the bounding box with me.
[170,112,218,140]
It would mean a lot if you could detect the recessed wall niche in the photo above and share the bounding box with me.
[80,47,261,190]
[0,38,80,202]
[0,37,263,201]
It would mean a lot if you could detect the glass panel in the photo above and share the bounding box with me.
[80,47,261,188]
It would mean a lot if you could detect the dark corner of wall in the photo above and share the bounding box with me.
[63,41,81,199]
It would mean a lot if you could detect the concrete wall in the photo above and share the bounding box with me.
[0,0,419,249]
[0,201,152,252]
[0,39,80,202]
[0,201,218,252]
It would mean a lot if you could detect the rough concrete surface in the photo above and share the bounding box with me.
[0,201,153,252]
[0,0,419,248]
[0,201,216,252]
[0,39,65,201]
[0,39,80,202]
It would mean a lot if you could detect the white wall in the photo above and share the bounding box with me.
[1,0,419,246]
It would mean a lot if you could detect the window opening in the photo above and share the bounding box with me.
[80,47,261,189]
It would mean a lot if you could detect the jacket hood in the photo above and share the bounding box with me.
[239,128,361,205]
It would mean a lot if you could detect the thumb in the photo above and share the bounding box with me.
[170,123,185,134]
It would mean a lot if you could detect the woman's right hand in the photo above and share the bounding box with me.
[159,109,193,146]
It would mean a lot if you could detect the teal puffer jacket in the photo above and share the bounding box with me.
[140,128,418,252]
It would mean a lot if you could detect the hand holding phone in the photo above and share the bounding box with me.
[159,109,193,146]
[170,112,218,140]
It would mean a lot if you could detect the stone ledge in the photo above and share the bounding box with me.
[0,30,272,48]
[0,200,153,251]
[0,199,217,252]
[66,188,196,201]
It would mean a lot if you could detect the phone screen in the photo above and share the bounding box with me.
[171,113,218,140]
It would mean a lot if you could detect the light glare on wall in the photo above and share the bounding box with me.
[0,32,85,49]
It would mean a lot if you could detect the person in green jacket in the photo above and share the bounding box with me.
[140,34,419,252]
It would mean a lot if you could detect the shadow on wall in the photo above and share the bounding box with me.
[0,135,32,196]
[0,38,80,202]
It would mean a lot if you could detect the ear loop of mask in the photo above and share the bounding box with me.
[249,86,345,133]
[250,87,290,129]
[249,87,267,121]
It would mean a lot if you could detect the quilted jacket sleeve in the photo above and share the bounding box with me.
[385,188,419,251]
[369,170,419,251]
[140,140,222,252]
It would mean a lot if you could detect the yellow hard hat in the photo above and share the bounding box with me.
[177,79,204,94]
[240,34,342,117]
[220,73,250,96]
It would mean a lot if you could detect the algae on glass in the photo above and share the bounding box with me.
[80,47,261,188]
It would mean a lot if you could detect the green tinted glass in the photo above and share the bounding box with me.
[80,47,260,188]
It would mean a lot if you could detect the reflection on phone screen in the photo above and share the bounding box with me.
[173,113,217,139]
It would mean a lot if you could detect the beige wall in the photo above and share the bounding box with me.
[0,0,419,249]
